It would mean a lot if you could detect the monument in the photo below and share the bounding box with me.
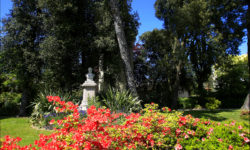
[79,67,97,111]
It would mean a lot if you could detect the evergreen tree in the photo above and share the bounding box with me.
[1,0,139,116]
[38,0,98,91]
[1,0,43,116]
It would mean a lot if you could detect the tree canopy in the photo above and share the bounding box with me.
[0,0,139,115]
[154,0,246,95]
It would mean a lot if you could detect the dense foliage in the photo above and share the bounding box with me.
[215,55,249,108]
[1,96,249,149]
[138,29,193,108]
[154,0,246,95]
[102,87,141,113]
[0,0,139,115]
[0,73,21,115]
[0,0,248,118]
[133,0,248,108]
[30,89,81,128]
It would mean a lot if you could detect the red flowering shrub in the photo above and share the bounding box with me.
[1,96,249,150]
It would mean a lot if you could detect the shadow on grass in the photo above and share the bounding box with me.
[182,109,235,122]
[0,116,13,120]
[0,115,24,121]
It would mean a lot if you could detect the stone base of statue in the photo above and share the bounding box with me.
[79,68,97,111]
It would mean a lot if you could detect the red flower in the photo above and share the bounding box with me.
[147,134,153,140]
[57,120,63,125]
[228,145,233,150]
[49,119,55,125]
[175,143,182,150]
[184,133,189,139]
[230,121,235,126]
[218,138,223,142]
[244,137,249,143]
[2,97,248,150]
[176,129,181,136]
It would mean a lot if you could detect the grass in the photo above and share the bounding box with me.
[0,117,52,146]
[183,109,249,123]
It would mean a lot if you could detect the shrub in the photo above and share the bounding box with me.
[0,73,22,116]
[87,96,102,109]
[193,104,203,110]
[102,87,141,113]
[215,55,249,108]
[30,89,81,128]
[0,92,21,116]
[205,97,221,110]
[1,96,249,150]
[178,97,198,109]
[240,110,250,121]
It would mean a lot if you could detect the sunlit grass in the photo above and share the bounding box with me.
[0,117,52,146]
[183,109,248,123]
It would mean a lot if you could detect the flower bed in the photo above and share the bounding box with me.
[1,96,249,149]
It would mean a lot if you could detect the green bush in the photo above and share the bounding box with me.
[178,97,198,109]
[205,97,221,110]
[102,87,142,113]
[2,99,250,149]
[0,92,21,116]
[240,110,250,121]
[0,73,21,116]
[180,120,250,150]
[215,55,249,108]
[30,88,81,128]
[88,96,102,109]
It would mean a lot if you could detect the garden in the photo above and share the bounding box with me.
[1,96,249,149]
[0,0,250,149]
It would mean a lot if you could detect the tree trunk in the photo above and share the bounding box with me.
[241,93,249,110]
[171,38,182,108]
[19,88,29,116]
[171,61,181,109]
[110,0,138,96]
[98,53,104,92]
[116,58,127,91]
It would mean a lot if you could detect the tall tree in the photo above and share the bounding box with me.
[38,0,98,91]
[1,0,43,116]
[215,55,249,108]
[38,0,138,92]
[155,0,246,95]
[109,0,138,96]
[1,0,139,116]
[139,29,192,108]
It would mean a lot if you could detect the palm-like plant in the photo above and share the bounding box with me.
[102,87,141,113]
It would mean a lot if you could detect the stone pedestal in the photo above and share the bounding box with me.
[79,68,97,111]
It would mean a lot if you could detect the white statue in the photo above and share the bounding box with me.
[79,67,97,111]
[86,67,95,82]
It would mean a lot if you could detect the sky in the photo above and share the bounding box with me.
[0,0,247,54]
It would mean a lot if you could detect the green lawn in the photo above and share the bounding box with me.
[183,109,249,123]
[0,117,52,146]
